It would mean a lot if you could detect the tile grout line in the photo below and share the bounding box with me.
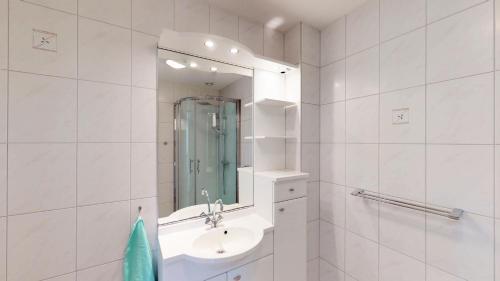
[5,0,9,279]
[75,0,80,274]
[492,0,496,279]
[377,1,381,280]
[424,0,428,279]
[343,13,348,280]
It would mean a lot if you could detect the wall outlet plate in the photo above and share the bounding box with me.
[33,29,57,52]
[392,108,409,125]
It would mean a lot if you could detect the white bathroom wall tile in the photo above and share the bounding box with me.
[131,143,156,199]
[346,95,379,143]
[77,201,130,269]
[209,7,238,41]
[174,0,209,33]
[380,144,425,202]
[76,260,122,281]
[380,28,425,93]
[78,0,131,28]
[8,72,77,142]
[380,0,425,41]
[264,28,284,61]
[319,259,345,281]
[77,143,130,205]
[427,1,493,83]
[308,258,320,281]
[302,64,320,105]
[495,219,499,281]
[22,0,76,13]
[346,144,378,192]
[427,266,467,281]
[301,24,321,66]
[427,145,493,216]
[132,0,174,36]
[321,17,346,66]
[45,273,76,281]
[0,217,5,281]
[319,221,345,270]
[0,145,5,217]
[0,71,7,143]
[78,80,131,142]
[497,147,500,218]
[320,182,345,227]
[131,197,158,249]
[8,209,76,281]
[379,86,425,143]
[380,246,425,281]
[239,18,264,56]
[496,72,500,144]
[427,213,494,281]
[497,0,500,70]
[345,231,379,281]
[428,0,488,23]
[131,87,156,142]
[320,144,346,185]
[320,102,345,144]
[302,103,320,143]
[308,220,320,260]
[346,0,379,55]
[78,18,131,85]
[379,204,425,260]
[428,73,494,144]
[307,182,320,221]
[346,187,379,241]
[302,143,320,181]
[9,0,77,78]
[346,47,379,99]
[8,144,76,214]
[284,24,301,65]
[132,32,158,89]
[321,60,346,104]
[0,0,7,70]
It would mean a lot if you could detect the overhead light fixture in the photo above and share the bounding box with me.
[230,47,239,54]
[204,40,215,48]
[210,66,218,72]
[166,59,186,69]
[190,62,198,68]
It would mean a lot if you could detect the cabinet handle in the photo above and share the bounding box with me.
[279,208,285,212]
[233,275,241,281]
[289,188,295,192]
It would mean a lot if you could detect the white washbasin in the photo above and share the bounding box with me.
[185,226,263,264]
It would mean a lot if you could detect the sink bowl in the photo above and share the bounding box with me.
[185,226,264,264]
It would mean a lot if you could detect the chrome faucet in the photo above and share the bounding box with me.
[200,188,224,228]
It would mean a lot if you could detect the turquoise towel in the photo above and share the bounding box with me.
[124,217,156,281]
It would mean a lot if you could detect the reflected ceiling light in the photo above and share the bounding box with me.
[266,17,284,29]
[230,47,239,54]
[210,66,218,72]
[204,40,215,48]
[190,62,198,68]
[166,59,186,69]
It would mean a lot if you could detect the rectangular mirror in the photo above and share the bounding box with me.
[157,49,254,224]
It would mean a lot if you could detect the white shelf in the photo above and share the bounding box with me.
[244,136,297,140]
[254,98,296,107]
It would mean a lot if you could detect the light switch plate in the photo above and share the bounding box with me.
[392,108,409,124]
[32,29,57,52]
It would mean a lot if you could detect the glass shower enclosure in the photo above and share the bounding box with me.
[174,96,239,210]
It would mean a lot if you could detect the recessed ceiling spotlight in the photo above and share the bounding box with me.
[190,62,198,68]
[230,47,239,54]
[210,66,218,72]
[166,59,186,69]
[204,40,215,48]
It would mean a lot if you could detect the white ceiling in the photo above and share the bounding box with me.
[208,0,367,32]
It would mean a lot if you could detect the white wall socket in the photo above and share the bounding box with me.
[392,108,409,125]
[33,29,57,52]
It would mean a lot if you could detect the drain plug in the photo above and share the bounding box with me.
[216,249,225,254]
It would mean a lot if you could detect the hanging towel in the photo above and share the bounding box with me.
[124,217,156,281]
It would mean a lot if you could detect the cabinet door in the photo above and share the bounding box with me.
[205,273,227,281]
[274,197,307,281]
[227,255,273,281]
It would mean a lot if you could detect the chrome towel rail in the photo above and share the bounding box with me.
[351,189,464,220]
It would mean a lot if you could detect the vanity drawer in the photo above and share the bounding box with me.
[274,180,306,202]
[227,255,273,281]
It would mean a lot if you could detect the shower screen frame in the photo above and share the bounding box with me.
[173,96,241,211]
